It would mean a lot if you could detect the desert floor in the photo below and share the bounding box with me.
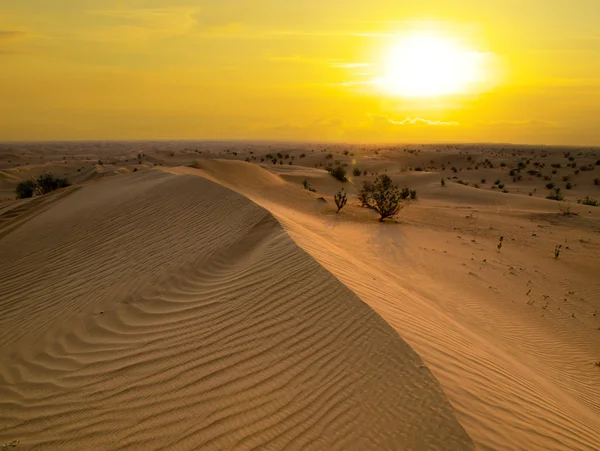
[1,141,599,450]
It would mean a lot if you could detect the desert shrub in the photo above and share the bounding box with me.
[451,166,458,173]
[546,188,564,201]
[552,169,557,174]
[370,175,405,222]
[276,152,283,159]
[545,182,555,189]
[578,196,599,207]
[15,179,36,199]
[551,163,561,168]
[358,181,375,207]
[325,153,333,159]
[565,182,572,190]
[596,160,600,165]
[500,162,507,167]
[300,153,306,158]
[414,167,423,171]
[343,150,349,156]
[494,179,500,185]
[562,176,570,182]
[441,177,446,186]
[334,189,348,213]
[328,165,347,182]
[580,164,594,171]
[266,153,273,159]
[410,189,417,199]
[481,178,486,184]
[502,189,509,193]
[509,169,517,176]
[401,187,411,199]
[36,173,70,195]
[594,178,600,186]
[302,179,316,192]
[457,180,469,186]
[352,167,362,177]
[98,160,103,165]
[133,168,138,172]
[568,156,575,161]
[284,154,290,159]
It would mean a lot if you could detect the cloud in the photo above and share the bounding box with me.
[371,115,460,126]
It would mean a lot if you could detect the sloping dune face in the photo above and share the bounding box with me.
[0,171,472,450]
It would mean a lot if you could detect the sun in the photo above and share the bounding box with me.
[374,33,486,97]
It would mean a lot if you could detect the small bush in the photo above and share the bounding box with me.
[36,173,70,195]
[498,183,505,189]
[481,178,486,184]
[565,182,572,190]
[302,179,317,192]
[401,187,411,199]
[334,189,348,213]
[545,182,555,190]
[328,165,347,182]
[371,175,405,222]
[494,179,501,185]
[352,167,362,177]
[578,196,599,207]
[410,189,417,200]
[300,153,306,158]
[325,153,333,159]
[441,177,446,187]
[546,188,564,201]
[15,179,36,199]
[358,181,375,207]
[594,178,600,186]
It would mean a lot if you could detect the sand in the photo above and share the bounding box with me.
[1,141,599,450]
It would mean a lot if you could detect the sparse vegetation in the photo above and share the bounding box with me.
[360,174,407,222]
[546,188,564,201]
[441,177,446,187]
[352,167,362,177]
[565,182,572,190]
[15,179,37,199]
[334,189,347,213]
[578,196,599,207]
[497,236,504,250]
[545,182,555,190]
[303,178,317,193]
[554,244,562,259]
[328,165,347,182]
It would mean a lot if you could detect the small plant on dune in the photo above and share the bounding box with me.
[545,182,555,190]
[325,153,333,159]
[358,180,375,208]
[371,174,406,222]
[546,188,564,201]
[554,244,562,259]
[98,160,103,165]
[36,173,70,195]
[328,165,347,182]
[481,178,486,184]
[352,167,362,177]
[497,236,504,251]
[578,196,599,207]
[302,178,317,193]
[401,187,411,199]
[494,179,501,185]
[410,189,417,200]
[595,178,600,186]
[300,153,306,158]
[15,179,37,199]
[334,189,348,213]
[565,182,572,190]
[441,177,446,186]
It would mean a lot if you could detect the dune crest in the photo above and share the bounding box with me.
[0,170,472,450]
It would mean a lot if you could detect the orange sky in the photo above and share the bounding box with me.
[1,1,599,144]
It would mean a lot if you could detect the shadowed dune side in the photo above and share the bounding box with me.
[183,160,600,451]
[0,170,473,450]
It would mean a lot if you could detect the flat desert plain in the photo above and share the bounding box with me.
[1,141,599,450]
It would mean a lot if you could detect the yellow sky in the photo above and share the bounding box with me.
[1,0,599,144]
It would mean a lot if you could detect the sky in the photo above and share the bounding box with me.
[1,0,599,144]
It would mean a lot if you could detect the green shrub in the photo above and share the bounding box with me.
[358,181,375,208]
[565,182,572,190]
[371,175,405,222]
[410,189,417,200]
[545,182,555,190]
[594,178,600,186]
[546,188,564,201]
[352,167,362,177]
[303,179,317,192]
[328,165,347,182]
[578,196,599,207]
[441,177,446,186]
[15,179,36,199]
[36,173,70,195]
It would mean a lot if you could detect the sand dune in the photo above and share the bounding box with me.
[0,170,473,450]
[187,159,600,451]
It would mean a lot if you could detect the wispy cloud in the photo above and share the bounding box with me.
[372,115,460,126]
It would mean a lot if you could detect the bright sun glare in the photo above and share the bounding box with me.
[375,34,486,97]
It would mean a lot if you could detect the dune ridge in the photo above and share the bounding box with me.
[0,170,473,450]
[188,159,600,451]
